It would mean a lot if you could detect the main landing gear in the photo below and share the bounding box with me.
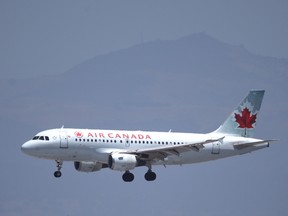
[122,171,134,182]
[54,160,63,178]
[144,169,157,181]
[122,169,157,182]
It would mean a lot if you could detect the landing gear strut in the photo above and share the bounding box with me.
[122,171,134,182]
[54,160,63,178]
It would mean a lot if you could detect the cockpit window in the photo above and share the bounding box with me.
[32,136,49,141]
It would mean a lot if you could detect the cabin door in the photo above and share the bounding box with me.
[59,131,68,148]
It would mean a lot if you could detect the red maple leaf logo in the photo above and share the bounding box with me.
[234,107,257,128]
[74,131,83,138]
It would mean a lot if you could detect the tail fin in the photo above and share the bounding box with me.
[213,90,265,137]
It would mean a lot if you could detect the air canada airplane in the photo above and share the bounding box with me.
[21,90,276,182]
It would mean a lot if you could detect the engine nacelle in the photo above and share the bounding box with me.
[74,161,103,172]
[108,153,140,171]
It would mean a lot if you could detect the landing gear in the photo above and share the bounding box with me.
[144,169,157,181]
[121,169,157,182]
[54,160,63,178]
[54,170,62,178]
[122,171,134,182]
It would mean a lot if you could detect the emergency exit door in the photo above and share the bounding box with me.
[211,141,220,154]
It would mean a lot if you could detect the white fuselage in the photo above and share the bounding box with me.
[21,128,268,166]
[20,90,271,182]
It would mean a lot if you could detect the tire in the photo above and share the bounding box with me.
[54,171,62,178]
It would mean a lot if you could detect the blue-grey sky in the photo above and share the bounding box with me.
[1,0,288,79]
[1,1,288,216]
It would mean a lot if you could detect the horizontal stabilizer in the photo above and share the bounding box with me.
[233,139,278,150]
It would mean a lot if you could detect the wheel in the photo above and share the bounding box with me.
[54,171,62,178]
[144,170,156,181]
[122,171,134,182]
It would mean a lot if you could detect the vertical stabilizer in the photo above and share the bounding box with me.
[213,90,265,137]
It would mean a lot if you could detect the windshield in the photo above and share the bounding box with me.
[32,136,49,141]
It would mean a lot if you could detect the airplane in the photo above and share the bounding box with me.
[21,90,276,182]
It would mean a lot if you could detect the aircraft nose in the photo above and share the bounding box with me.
[21,141,38,155]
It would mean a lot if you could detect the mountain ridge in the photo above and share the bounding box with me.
[1,33,287,129]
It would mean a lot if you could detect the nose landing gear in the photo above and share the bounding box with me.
[54,160,63,178]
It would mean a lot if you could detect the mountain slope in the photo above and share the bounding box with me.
[1,32,287,131]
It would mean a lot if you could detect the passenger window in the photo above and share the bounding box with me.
[75,138,78,141]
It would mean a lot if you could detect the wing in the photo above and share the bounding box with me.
[125,137,224,161]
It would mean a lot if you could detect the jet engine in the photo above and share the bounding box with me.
[74,161,103,172]
[108,153,145,171]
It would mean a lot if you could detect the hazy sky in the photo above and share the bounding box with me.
[1,0,288,79]
[1,1,287,216]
